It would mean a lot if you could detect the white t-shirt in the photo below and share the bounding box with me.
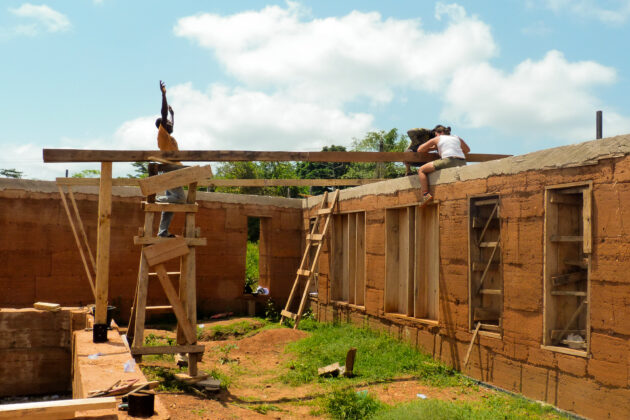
[437,135,465,159]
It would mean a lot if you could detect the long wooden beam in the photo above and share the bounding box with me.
[56,177,386,187]
[44,149,510,163]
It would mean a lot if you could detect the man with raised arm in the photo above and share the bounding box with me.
[155,80,185,237]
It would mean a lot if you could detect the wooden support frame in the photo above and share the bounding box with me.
[0,397,116,419]
[56,177,386,187]
[331,211,366,306]
[542,181,592,354]
[44,148,511,163]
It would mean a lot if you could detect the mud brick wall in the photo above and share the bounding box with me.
[0,180,303,321]
[0,308,86,397]
[306,154,630,420]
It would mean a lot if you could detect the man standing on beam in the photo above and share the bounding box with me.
[155,80,185,237]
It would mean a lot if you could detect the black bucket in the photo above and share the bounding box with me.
[90,305,116,327]
[93,323,108,343]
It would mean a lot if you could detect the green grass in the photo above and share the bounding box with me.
[140,365,232,392]
[198,318,267,341]
[323,388,383,420]
[371,394,568,420]
[281,319,467,387]
[245,241,259,290]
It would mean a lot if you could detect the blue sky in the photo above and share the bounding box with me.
[1,0,629,179]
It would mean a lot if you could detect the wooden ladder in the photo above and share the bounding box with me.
[127,166,210,377]
[280,189,339,329]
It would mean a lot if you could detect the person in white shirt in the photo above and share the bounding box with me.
[416,125,470,206]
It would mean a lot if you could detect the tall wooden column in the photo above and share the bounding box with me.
[94,162,112,325]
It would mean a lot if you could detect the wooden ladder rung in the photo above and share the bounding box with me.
[479,241,499,248]
[281,309,297,320]
[297,269,311,276]
[479,288,502,295]
[552,271,586,286]
[146,305,173,311]
[479,323,501,332]
[317,207,334,215]
[306,234,324,241]
[149,271,180,276]
[134,236,207,246]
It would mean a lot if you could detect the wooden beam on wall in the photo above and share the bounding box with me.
[44,149,511,163]
[56,177,385,187]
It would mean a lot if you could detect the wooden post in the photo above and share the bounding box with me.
[94,162,112,326]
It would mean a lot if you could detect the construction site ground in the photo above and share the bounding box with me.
[136,316,567,419]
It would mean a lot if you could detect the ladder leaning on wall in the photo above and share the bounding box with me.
[280,189,339,329]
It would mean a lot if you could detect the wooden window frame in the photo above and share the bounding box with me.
[385,204,439,323]
[542,181,592,357]
[468,194,503,337]
[330,211,366,307]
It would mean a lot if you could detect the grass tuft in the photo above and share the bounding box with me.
[324,387,383,420]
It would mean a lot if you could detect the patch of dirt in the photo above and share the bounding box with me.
[140,320,493,419]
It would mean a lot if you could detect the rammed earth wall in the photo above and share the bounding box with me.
[305,136,630,420]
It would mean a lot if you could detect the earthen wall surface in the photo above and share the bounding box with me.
[306,154,630,420]
[0,180,303,320]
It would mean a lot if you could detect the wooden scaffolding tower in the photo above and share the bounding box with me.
[280,190,339,329]
[126,165,212,376]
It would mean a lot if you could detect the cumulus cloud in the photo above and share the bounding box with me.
[539,0,630,24]
[9,3,71,34]
[174,1,496,105]
[442,50,630,141]
[113,83,373,152]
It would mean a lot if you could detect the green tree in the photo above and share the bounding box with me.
[214,161,305,198]
[296,145,350,195]
[0,168,23,178]
[127,162,149,178]
[71,169,101,178]
[344,129,408,179]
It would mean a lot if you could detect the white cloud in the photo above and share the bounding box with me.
[540,0,630,24]
[174,2,496,105]
[442,50,630,141]
[113,83,373,152]
[9,3,71,34]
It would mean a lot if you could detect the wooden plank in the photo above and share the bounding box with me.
[134,236,207,246]
[148,271,180,276]
[474,198,498,206]
[306,233,323,241]
[550,235,583,242]
[385,209,399,314]
[478,241,499,248]
[142,202,198,213]
[552,271,586,286]
[281,309,297,320]
[131,212,153,348]
[0,397,116,419]
[464,323,481,367]
[551,291,587,296]
[317,208,333,215]
[355,212,366,307]
[297,269,311,276]
[344,347,357,377]
[479,288,502,295]
[479,323,501,332]
[67,186,96,272]
[475,241,500,295]
[55,177,383,187]
[563,259,588,269]
[154,264,197,344]
[145,305,173,311]
[138,165,212,196]
[43,149,512,163]
[94,162,112,325]
[33,302,61,312]
[147,155,184,166]
[477,202,499,245]
[57,185,96,298]
[559,187,587,195]
[130,344,205,355]
[582,187,592,253]
[471,216,498,228]
[143,237,190,267]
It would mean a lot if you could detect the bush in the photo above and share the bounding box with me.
[324,388,382,420]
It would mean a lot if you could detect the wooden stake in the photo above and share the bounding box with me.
[464,323,481,367]
[68,186,96,271]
